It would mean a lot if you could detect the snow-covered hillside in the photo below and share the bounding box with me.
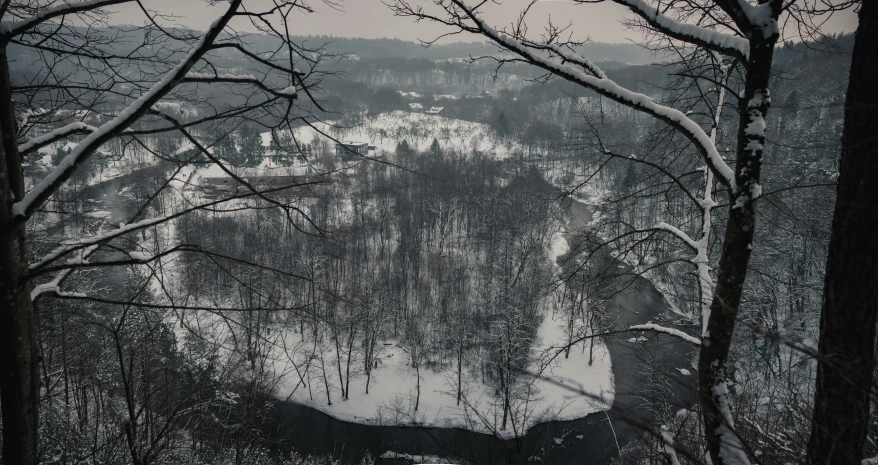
[294,110,523,158]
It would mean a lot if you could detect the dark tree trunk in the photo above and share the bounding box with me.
[807,3,878,463]
[457,342,463,405]
[697,37,776,465]
[0,43,40,465]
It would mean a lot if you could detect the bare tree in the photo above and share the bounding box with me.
[0,1,332,463]
[383,0,842,462]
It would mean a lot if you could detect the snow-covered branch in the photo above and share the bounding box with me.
[11,0,242,221]
[29,173,323,273]
[0,0,134,37]
[30,244,99,302]
[611,0,750,61]
[628,323,702,345]
[182,73,297,98]
[451,0,737,190]
[530,42,607,79]
[714,0,780,40]
[17,122,97,156]
[661,425,683,465]
[30,216,172,272]
[654,222,699,250]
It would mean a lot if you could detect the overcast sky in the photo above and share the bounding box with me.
[121,0,857,44]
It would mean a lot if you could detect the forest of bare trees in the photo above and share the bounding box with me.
[0,0,875,464]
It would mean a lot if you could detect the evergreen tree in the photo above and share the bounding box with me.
[429,138,441,156]
[51,145,70,166]
[496,110,510,136]
[396,139,412,157]
[213,132,237,163]
[238,127,265,166]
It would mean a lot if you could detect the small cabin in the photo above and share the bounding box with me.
[335,141,370,159]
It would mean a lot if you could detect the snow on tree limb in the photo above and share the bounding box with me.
[720,0,780,39]
[712,378,753,464]
[29,173,323,273]
[530,42,607,79]
[452,0,737,191]
[661,425,683,465]
[547,44,607,79]
[655,222,699,250]
[30,216,173,272]
[30,244,99,302]
[0,0,134,37]
[17,122,97,156]
[611,0,750,60]
[629,323,702,345]
[183,73,297,98]
[10,0,242,221]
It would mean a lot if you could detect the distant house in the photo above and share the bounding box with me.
[335,141,371,159]
[425,106,444,114]
[409,102,424,110]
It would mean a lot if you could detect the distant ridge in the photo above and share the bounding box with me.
[292,36,664,64]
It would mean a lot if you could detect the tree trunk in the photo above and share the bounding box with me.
[807,3,878,462]
[414,365,420,412]
[344,324,356,400]
[697,38,775,465]
[334,331,346,399]
[0,43,40,465]
[457,342,463,405]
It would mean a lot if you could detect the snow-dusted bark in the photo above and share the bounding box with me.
[638,59,751,464]
[693,61,729,337]
[710,377,753,464]
[699,41,776,465]
[649,60,728,337]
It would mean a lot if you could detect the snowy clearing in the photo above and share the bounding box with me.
[270,225,613,439]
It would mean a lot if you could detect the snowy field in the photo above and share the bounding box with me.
[293,110,524,158]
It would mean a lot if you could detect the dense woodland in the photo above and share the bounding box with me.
[0,1,875,465]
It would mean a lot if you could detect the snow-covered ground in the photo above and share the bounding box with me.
[269,226,613,439]
[292,110,523,158]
